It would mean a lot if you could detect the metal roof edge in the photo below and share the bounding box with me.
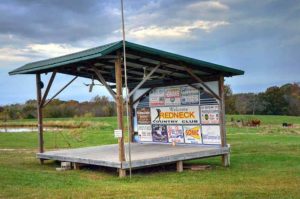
[125,41,244,76]
[8,40,123,75]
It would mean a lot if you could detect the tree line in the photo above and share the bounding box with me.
[225,83,300,116]
[0,82,299,120]
[0,96,116,120]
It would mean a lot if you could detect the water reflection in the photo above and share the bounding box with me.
[0,127,63,133]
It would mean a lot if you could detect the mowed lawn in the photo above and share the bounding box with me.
[0,115,300,199]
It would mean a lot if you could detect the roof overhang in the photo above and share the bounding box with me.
[9,40,244,89]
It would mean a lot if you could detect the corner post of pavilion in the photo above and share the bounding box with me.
[114,51,126,177]
[35,73,44,164]
[219,75,230,166]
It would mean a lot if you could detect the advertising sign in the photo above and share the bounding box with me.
[167,125,184,143]
[164,86,181,106]
[149,88,165,106]
[181,86,199,105]
[201,105,220,124]
[137,107,151,124]
[137,125,152,142]
[202,125,221,144]
[152,124,168,142]
[151,106,200,124]
[183,125,202,144]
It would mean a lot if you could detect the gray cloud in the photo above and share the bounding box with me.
[0,0,300,104]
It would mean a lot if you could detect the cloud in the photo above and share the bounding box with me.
[27,43,84,58]
[186,1,229,11]
[0,47,31,62]
[127,20,229,40]
[0,43,84,64]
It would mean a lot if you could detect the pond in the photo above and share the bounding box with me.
[0,127,63,133]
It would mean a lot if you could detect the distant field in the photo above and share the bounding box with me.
[0,115,300,198]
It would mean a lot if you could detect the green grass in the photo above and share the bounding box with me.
[0,115,300,198]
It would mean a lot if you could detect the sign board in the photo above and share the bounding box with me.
[151,106,200,124]
[149,88,165,106]
[152,124,168,142]
[202,125,221,144]
[201,105,220,124]
[114,129,122,138]
[137,107,151,124]
[167,125,184,143]
[133,82,222,145]
[181,86,199,105]
[183,125,202,144]
[164,86,181,106]
[137,125,152,142]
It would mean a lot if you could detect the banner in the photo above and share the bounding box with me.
[200,105,220,124]
[149,88,165,106]
[167,125,184,143]
[183,125,202,144]
[137,125,152,142]
[137,107,151,124]
[202,125,221,144]
[151,106,200,124]
[152,124,168,142]
[164,86,181,106]
[181,86,199,105]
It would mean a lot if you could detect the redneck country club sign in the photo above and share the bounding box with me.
[151,106,200,124]
[136,84,221,145]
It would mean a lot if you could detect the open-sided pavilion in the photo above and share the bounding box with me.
[9,40,244,177]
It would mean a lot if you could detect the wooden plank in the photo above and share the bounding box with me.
[183,164,212,171]
[35,73,44,159]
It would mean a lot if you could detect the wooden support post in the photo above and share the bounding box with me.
[118,168,126,177]
[115,52,126,177]
[128,94,134,142]
[219,75,229,166]
[176,161,183,172]
[36,73,44,164]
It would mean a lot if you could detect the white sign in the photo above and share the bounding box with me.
[164,86,181,106]
[201,105,220,124]
[167,125,184,143]
[181,86,199,105]
[149,87,165,106]
[114,129,123,138]
[202,125,221,144]
[183,125,202,144]
[151,106,200,124]
[137,125,152,142]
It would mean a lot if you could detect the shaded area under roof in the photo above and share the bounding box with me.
[9,40,244,88]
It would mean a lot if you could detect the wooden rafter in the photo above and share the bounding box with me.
[92,66,116,100]
[184,66,221,101]
[43,76,78,107]
[40,71,56,107]
[127,63,161,100]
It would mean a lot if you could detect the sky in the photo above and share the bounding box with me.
[0,0,299,105]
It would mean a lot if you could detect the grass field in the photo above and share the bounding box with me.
[0,115,300,198]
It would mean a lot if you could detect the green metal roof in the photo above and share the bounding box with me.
[9,40,244,76]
